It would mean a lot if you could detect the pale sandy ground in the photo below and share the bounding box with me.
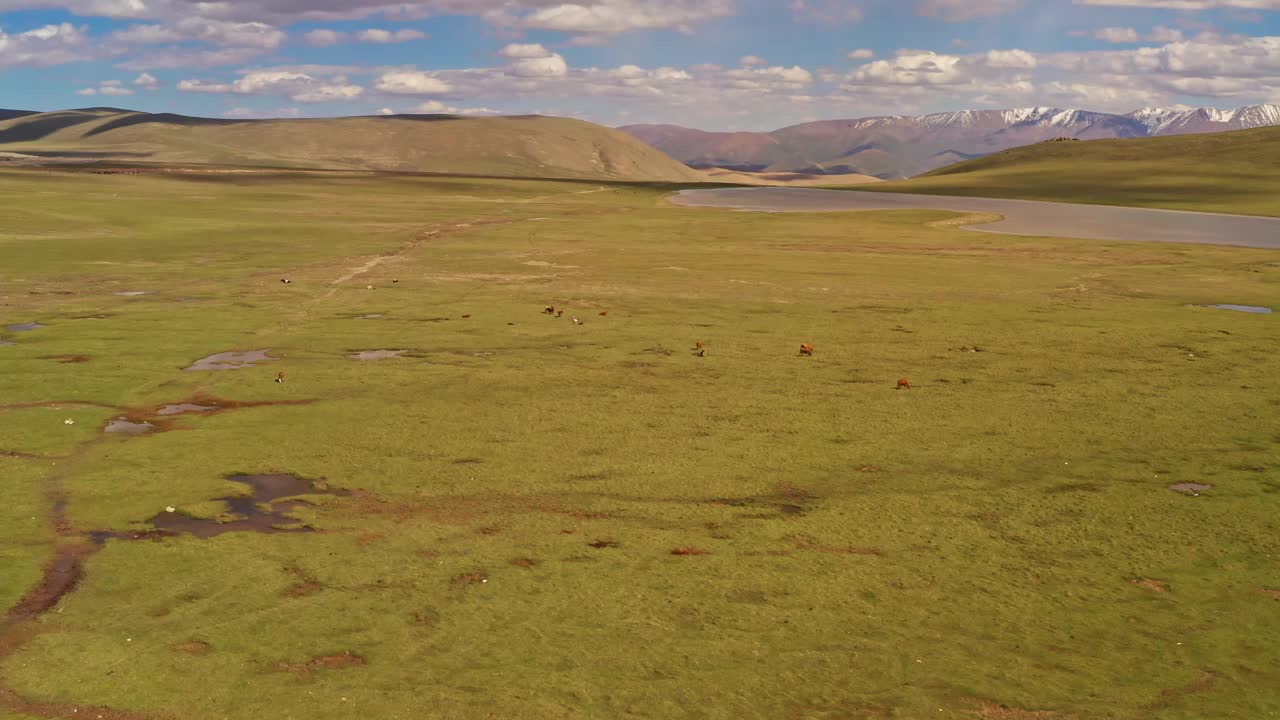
[698,167,883,186]
[671,187,1280,249]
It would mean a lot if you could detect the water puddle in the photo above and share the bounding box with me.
[6,323,46,332]
[105,418,157,436]
[113,291,152,297]
[349,350,407,361]
[155,403,218,416]
[355,314,385,320]
[1169,483,1212,495]
[1201,304,1272,314]
[146,474,349,538]
[184,349,276,371]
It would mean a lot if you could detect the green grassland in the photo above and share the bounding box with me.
[838,126,1280,217]
[1,167,1279,720]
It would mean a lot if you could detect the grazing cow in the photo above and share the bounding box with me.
[281,278,291,284]
[896,378,911,390]
[598,311,608,317]
[696,341,704,350]
[392,279,399,283]
[556,310,564,318]
[799,343,815,356]
[276,371,286,384]
[697,348,707,357]
[544,306,556,315]
[572,317,583,325]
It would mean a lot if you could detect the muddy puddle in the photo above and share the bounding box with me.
[185,349,276,371]
[146,474,349,538]
[1169,483,1212,495]
[1201,304,1272,314]
[113,291,152,297]
[4,547,86,623]
[349,350,407,361]
[6,323,46,332]
[105,419,157,436]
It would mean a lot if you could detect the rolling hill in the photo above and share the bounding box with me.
[0,107,706,182]
[839,125,1280,217]
[620,103,1280,180]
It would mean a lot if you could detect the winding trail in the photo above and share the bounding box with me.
[670,187,1280,249]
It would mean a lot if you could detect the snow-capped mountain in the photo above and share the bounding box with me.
[1127,104,1280,134]
[620,103,1280,179]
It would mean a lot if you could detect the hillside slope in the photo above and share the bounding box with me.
[0,108,705,182]
[839,126,1280,217]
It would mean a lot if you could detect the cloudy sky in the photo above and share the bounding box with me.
[1,0,1277,129]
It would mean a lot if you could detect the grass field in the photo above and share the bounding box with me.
[1,167,1279,720]
[837,126,1280,218]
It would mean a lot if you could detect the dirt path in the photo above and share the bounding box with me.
[670,187,1280,249]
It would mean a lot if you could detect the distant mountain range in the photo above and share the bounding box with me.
[619,104,1280,179]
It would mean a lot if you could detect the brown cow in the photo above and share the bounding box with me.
[598,311,608,317]
[276,371,286,384]
[556,310,564,318]
[799,343,815,356]
[544,305,556,315]
[896,378,911,390]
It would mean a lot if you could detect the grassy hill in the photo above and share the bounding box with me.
[0,108,705,182]
[839,125,1280,217]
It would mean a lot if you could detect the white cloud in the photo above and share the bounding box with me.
[0,22,94,68]
[133,72,159,87]
[915,0,1023,21]
[847,48,875,60]
[1093,26,1141,43]
[75,78,135,96]
[356,28,426,43]
[179,70,364,102]
[521,0,734,34]
[374,70,453,94]
[223,106,302,118]
[740,54,767,66]
[500,42,553,58]
[304,29,346,46]
[413,99,499,114]
[378,107,395,114]
[510,53,569,77]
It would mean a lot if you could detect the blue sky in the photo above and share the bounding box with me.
[1,0,1277,130]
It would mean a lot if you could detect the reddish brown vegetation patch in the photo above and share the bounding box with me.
[0,687,167,720]
[510,558,540,568]
[1129,577,1171,593]
[588,539,620,549]
[671,547,712,556]
[1260,588,1280,600]
[42,355,90,364]
[1143,670,1217,712]
[284,567,323,598]
[451,572,488,587]
[977,702,1076,720]
[785,534,882,556]
[273,651,366,676]
[855,465,882,473]
[174,641,211,656]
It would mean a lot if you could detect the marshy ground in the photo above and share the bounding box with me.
[0,168,1277,719]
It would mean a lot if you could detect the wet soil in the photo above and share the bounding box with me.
[105,419,157,436]
[146,474,349,538]
[272,651,366,676]
[154,403,217,416]
[3,545,90,624]
[1200,304,1272,314]
[42,355,90,363]
[1169,483,1212,495]
[349,350,407,361]
[184,349,276,371]
[174,641,211,656]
